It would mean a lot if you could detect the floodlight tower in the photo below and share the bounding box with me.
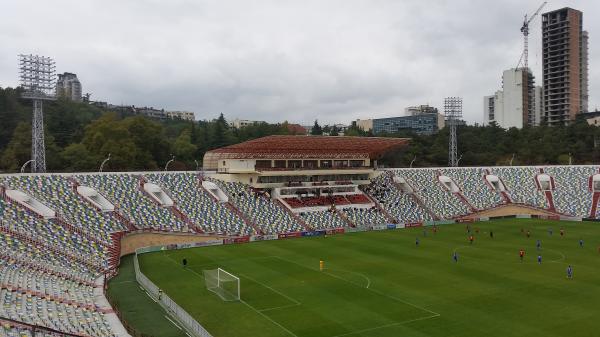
[444,97,463,167]
[19,54,57,173]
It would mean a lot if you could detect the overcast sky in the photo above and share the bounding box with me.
[0,0,597,125]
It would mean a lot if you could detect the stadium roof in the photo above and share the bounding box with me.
[204,135,409,160]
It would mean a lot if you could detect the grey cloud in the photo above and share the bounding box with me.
[0,0,597,125]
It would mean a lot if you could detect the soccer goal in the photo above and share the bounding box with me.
[203,268,240,301]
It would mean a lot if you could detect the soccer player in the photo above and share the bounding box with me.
[469,235,474,245]
[433,225,438,234]
[537,255,542,264]
[519,249,525,262]
[416,237,420,247]
[560,228,565,237]
[548,228,553,236]
[453,252,458,263]
[567,265,573,279]
[182,258,188,268]
[579,239,584,248]
[490,231,494,239]
[526,230,531,238]
[536,239,541,251]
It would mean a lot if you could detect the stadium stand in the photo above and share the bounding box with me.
[393,169,470,219]
[146,173,252,235]
[78,174,187,232]
[300,210,347,230]
[544,166,595,217]
[0,165,599,336]
[341,207,388,227]
[215,180,304,234]
[440,168,504,210]
[367,173,434,223]
[492,167,548,209]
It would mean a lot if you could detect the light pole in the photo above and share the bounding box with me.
[509,153,515,166]
[165,155,175,171]
[569,153,572,165]
[409,155,416,168]
[20,160,35,173]
[194,159,199,171]
[99,153,111,172]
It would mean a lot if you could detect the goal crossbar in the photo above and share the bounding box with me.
[203,268,240,301]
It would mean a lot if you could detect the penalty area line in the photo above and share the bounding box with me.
[240,299,299,337]
[273,255,440,317]
[330,313,440,337]
[239,273,301,305]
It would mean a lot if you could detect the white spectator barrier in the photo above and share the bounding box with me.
[134,250,214,337]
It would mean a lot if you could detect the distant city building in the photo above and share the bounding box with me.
[580,110,600,126]
[405,105,438,116]
[371,113,444,135]
[56,72,82,102]
[542,7,589,125]
[355,119,373,132]
[484,68,541,128]
[356,105,443,135]
[230,118,265,128]
[98,104,195,121]
[167,111,195,121]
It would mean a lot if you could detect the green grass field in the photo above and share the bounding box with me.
[129,219,600,337]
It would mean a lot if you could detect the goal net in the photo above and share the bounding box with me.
[203,268,240,301]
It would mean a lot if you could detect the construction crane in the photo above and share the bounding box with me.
[519,1,547,71]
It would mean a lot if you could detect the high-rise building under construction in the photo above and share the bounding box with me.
[542,7,588,126]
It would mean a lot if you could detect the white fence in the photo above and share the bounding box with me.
[133,252,213,337]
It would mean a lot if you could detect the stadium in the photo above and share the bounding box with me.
[1,135,600,337]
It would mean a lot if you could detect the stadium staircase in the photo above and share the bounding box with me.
[388,178,440,221]
[483,169,512,203]
[537,169,557,212]
[224,202,264,235]
[361,187,398,223]
[334,207,355,227]
[588,175,600,218]
[107,231,126,272]
[0,225,106,274]
[276,199,313,231]
[443,174,478,213]
[138,175,204,233]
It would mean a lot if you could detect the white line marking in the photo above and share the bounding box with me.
[273,255,440,317]
[240,299,299,337]
[164,315,182,330]
[330,313,440,337]
[324,269,371,289]
[259,303,301,312]
[239,273,301,305]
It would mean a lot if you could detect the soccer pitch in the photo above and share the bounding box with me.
[137,219,600,337]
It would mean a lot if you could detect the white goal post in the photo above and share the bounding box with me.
[203,268,240,301]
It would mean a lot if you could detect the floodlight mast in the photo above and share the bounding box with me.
[19,54,57,173]
[445,97,463,167]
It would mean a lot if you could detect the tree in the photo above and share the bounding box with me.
[330,125,340,136]
[311,120,323,135]
[173,129,198,165]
